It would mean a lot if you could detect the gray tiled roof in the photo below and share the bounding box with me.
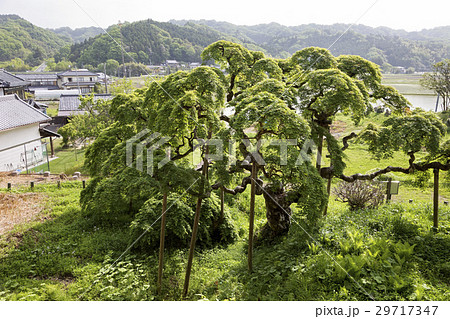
[61,82,97,87]
[57,70,98,77]
[0,94,50,131]
[0,69,30,88]
[59,94,112,111]
[15,72,58,81]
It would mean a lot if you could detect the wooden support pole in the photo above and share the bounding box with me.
[386,178,392,203]
[220,186,224,221]
[50,137,55,157]
[433,168,439,229]
[248,161,257,272]
[157,192,168,295]
[324,176,332,216]
[183,134,210,298]
[183,196,203,297]
[7,183,11,191]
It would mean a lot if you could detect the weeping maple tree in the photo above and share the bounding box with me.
[290,50,411,176]
[202,41,327,245]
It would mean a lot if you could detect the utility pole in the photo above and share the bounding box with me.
[118,21,126,78]
[103,62,108,93]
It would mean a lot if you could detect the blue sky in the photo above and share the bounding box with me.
[1,0,449,31]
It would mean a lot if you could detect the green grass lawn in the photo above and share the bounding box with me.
[382,74,435,95]
[32,139,87,175]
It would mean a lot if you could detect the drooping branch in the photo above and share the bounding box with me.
[339,161,450,183]
[172,131,195,161]
[212,176,263,195]
[342,132,357,151]
[220,114,230,122]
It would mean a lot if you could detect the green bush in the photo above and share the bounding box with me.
[130,193,238,250]
[80,169,157,220]
[391,216,420,240]
[412,170,431,189]
[333,180,385,211]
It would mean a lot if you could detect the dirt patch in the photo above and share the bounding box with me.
[0,172,83,189]
[0,193,48,236]
[0,172,60,189]
[330,120,347,135]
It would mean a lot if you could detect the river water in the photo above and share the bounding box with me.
[404,94,440,112]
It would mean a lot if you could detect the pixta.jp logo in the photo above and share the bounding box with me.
[126,129,317,176]
[126,129,171,176]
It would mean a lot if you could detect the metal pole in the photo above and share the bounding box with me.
[433,168,439,229]
[248,161,257,272]
[157,192,168,295]
[46,141,50,172]
[104,62,108,93]
[24,144,29,174]
[386,178,392,203]
[435,93,440,113]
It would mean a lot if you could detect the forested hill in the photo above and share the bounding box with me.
[0,15,70,65]
[171,20,450,71]
[51,26,104,43]
[64,20,263,66]
[1,15,448,71]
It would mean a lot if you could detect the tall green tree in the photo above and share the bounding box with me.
[421,59,450,111]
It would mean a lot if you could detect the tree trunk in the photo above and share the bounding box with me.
[257,186,292,241]
[316,132,323,170]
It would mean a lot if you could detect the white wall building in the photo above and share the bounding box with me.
[0,94,50,172]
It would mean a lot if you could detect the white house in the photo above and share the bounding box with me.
[0,94,51,172]
[57,69,99,94]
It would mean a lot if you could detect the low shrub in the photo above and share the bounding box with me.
[333,180,385,211]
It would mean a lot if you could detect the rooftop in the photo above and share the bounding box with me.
[0,94,50,132]
[0,69,30,88]
[59,94,113,112]
[15,72,58,80]
[57,70,98,77]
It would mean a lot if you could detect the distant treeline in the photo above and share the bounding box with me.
[0,14,449,72]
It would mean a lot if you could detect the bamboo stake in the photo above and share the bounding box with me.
[220,186,224,221]
[433,168,439,229]
[157,192,168,295]
[248,161,257,272]
[183,135,210,297]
